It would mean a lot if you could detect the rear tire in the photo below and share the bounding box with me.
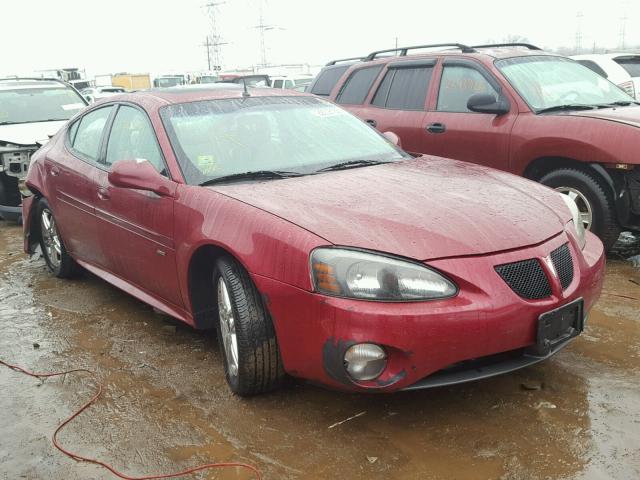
[36,198,80,278]
[539,168,621,251]
[213,255,284,396]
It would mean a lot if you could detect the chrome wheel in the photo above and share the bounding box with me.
[217,277,239,377]
[555,187,593,231]
[40,208,62,268]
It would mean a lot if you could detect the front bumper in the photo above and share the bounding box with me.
[253,230,605,392]
[0,203,22,221]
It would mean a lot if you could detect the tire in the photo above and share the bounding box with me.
[36,198,80,278]
[539,168,621,251]
[213,255,285,396]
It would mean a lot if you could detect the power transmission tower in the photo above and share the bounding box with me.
[620,12,628,50]
[575,11,583,54]
[203,1,228,71]
[253,0,283,68]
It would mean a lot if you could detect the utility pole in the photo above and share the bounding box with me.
[203,1,227,72]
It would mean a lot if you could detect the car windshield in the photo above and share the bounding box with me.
[496,56,633,111]
[160,96,406,185]
[0,85,85,124]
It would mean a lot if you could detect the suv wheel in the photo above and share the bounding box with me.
[37,198,80,278]
[540,168,621,251]
[214,255,284,396]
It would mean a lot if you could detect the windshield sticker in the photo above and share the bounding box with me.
[61,103,85,111]
[197,154,218,174]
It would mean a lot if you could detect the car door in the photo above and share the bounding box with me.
[46,105,114,266]
[93,103,183,307]
[421,59,517,171]
[356,60,436,153]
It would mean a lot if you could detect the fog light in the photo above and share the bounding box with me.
[344,343,387,381]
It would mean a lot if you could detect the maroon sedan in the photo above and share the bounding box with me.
[22,87,605,395]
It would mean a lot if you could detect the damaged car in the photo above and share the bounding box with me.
[0,78,87,221]
[23,87,605,395]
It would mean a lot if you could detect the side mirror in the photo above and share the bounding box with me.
[467,93,510,115]
[382,131,401,147]
[108,159,176,197]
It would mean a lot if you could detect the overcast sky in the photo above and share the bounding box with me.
[2,0,638,78]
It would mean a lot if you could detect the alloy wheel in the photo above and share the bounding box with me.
[40,208,62,268]
[217,277,239,377]
[555,187,593,231]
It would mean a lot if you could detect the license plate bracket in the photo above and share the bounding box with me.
[528,298,584,357]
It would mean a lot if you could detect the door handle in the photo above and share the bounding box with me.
[426,122,446,134]
[365,119,377,128]
[97,187,111,200]
[50,166,60,176]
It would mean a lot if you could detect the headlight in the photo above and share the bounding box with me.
[560,194,586,249]
[311,248,457,301]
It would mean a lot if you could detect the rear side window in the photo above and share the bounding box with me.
[336,66,383,105]
[614,57,640,77]
[436,66,498,113]
[310,65,350,96]
[576,60,608,78]
[72,106,113,161]
[372,66,433,110]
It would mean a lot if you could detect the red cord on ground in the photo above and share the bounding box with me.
[0,359,262,480]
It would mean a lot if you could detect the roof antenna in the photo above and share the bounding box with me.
[242,78,250,98]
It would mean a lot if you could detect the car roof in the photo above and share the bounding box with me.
[108,85,309,106]
[0,78,70,90]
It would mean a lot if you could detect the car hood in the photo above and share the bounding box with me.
[211,157,570,261]
[563,105,640,128]
[0,120,68,146]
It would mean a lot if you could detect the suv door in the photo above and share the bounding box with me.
[356,60,436,153]
[47,105,114,266]
[93,104,182,307]
[422,59,517,171]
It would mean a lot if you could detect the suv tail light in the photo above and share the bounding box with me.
[618,80,636,98]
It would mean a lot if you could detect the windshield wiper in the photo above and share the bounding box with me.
[536,104,599,114]
[315,159,393,173]
[199,170,304,186]
[604,100,640,107]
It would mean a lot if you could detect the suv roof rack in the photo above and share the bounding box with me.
[472,43,542,51]
[325,57,363,66]
[364,43,476,61]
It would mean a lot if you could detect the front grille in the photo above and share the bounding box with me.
[550,243,574,290]
[495,259,552,300]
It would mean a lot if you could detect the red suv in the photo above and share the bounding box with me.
[311,43,640,251]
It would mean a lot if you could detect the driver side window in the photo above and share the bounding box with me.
[105,105,166,176]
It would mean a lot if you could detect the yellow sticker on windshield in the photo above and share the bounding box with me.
[197,155,217,174]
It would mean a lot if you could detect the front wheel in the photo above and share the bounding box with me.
[214,256,285,396]
[37,198,80,278]
[539,168,621,251]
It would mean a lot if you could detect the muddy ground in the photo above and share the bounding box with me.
[0,220,638,480]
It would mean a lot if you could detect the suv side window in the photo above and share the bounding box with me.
[273,79,283,88]
[436,65,498,113]
[310,65,350,96]
[372,66,434,110]
[105,105,166,175]
[71,106,113,161]
[336,66,383,105]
